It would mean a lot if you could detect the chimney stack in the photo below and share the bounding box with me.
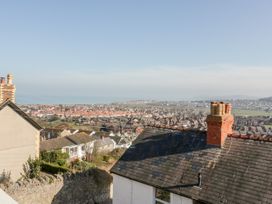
[206,102,234,147]
[0,74,16,103]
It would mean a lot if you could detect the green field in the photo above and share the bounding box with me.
[232,109,272,117]
[195,107,272,117]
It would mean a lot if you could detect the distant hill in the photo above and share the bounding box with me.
[259,97,272,102]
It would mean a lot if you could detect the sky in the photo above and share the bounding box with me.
[0,0,272,104]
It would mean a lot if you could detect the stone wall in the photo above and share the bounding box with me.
[1,169,112,204]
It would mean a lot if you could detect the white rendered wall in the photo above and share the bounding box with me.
[113,174,153,204]
[112,174,193,204]
[113,174,132,204]
[171,193,193,204]
[131,178,154,204]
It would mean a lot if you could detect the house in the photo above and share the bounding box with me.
[0,189,17,204]
[109,130,139,149]
[93,137,116,153]
[40,128,92,141]
[59,129,73,137]
[0,100,42,181]
[110,135,132,149]
[40,133,94,160]
[111,102,272,204]
[40,128,62,141]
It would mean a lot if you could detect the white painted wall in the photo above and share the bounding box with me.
[62,144,88,159]
[113,174,154,204]
[171,193,193,204]
[112,174,193,204]
[113,174,133,204]
[131,178,154,204]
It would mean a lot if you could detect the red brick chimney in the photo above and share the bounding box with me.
[206,102,234,146]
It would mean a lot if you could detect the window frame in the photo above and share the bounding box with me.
[69,146,78,157]
[155,198,170,204]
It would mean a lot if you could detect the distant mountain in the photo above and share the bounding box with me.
[259,97,272,102]
[191,95,258,101]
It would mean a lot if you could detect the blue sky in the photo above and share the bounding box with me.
[0,0,271,103]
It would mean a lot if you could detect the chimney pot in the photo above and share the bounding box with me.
[0,77,5,84]
[7,74,13,85]
[225,103,232,114]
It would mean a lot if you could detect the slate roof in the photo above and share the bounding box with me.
[40,133,94,151]
[110,128,272,204]
[0,100,42,130]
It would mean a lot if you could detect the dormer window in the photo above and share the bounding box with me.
[155,188,170,204]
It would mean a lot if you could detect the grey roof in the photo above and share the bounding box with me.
[40,133,94,151]
[94,137,115,148]
[111,128,272,204]
[0,100,42,130]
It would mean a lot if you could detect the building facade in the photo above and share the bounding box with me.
[40,133,95,160]
[0,101,42,181]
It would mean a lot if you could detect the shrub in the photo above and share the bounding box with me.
[41,150,69,166]
[90,168,113,188]
[0,170,11,186]
[90,153,104,166]
[41,161,70,174]
[102,155,111,162]
[109,148,126,159]
[22,157,41,179]
[70,159,96,172]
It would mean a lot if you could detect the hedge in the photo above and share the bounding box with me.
[70,160,96,171]
[41,161,70,174]
[40,150,69,166]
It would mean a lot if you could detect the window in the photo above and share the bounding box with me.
[65,148,69,154]
[155,188,170,204]
[69,147,78,156]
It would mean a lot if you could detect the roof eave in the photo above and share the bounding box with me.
[0,100,43,131]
